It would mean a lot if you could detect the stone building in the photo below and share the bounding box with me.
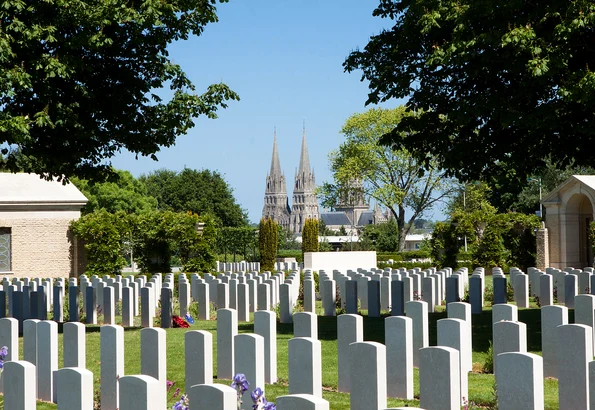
[0,173,88,277]
[261,131,291,231]
[542,175,595,268]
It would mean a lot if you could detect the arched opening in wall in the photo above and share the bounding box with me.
[565,193,594,267]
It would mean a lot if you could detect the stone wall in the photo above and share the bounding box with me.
[303,251,377,272]
[0,211,81,277]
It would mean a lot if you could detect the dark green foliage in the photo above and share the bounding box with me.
[277,249,303,263]
[473,226,507,270]
[499,213,540,271]
[133,211,216,274]
[345,1,595,184]
[359,219,400,252]
[70,210,133,275]
[301,218,319,259]
[140,168,248,227]
[0,0,238,180]
[216,226,258,262]
[258,218,278,272]
[377,250,431,261]
[430,222,460,268]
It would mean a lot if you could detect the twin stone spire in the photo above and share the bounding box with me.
[262,127,320,234]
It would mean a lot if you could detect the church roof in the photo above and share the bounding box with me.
[0,173,87,205]
[321,212,352,226]
[357,211,375,226]
[542,175,595,204]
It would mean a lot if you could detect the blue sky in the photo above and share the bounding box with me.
[111,1,414,224]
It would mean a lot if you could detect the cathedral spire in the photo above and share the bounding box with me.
[298,121,311,175]
[269,128,282,177]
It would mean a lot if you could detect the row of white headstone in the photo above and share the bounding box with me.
[3,295,592,410]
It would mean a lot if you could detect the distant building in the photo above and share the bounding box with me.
[262,129,391,234]
[0,173,88,277]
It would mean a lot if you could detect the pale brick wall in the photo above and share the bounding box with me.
[0,211,81,278]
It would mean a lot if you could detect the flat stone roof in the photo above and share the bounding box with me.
[0,173,87,205]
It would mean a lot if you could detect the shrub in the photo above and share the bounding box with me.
[301,218,319,258]
[482,340,494,373]
[258,217,278,272]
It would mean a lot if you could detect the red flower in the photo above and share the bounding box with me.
[172,315,189,328]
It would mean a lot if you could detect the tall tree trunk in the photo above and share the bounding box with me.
[397,205,407,252]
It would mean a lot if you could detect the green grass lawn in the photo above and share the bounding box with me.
[2,300,564,409]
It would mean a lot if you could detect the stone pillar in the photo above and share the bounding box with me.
[536,222,549,271]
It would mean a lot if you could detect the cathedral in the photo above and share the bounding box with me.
[262,128,390,235]
[262,127,319,234]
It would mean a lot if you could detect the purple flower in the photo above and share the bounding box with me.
[166,380,175,392]
[231,373,249,394]
[263,402,276,410]
[173,387,180,398]
[184,312,195,325]
[171,394,189,410]
[251,387,264,403]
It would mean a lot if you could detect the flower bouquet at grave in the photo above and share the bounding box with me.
[172,315,190,328]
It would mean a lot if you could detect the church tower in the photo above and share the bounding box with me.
[262,130,291,230]
[290,125,320,234]
[334,178,369,227]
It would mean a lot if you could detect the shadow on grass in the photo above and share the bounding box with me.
[257,306,554,353]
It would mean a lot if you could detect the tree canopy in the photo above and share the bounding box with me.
[140,168,248,227]
[72,169,158,215]
[319,106,455,251]
[0,0,238,180]
[345,1,595,183]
